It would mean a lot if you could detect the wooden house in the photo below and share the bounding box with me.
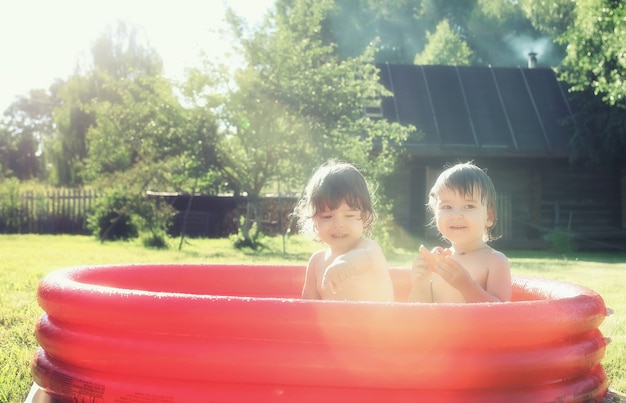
[376,63,626,250]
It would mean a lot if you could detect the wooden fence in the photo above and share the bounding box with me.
[0,189,102,235]
[1,190,294,237]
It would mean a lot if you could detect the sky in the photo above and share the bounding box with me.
[0,0,275,113]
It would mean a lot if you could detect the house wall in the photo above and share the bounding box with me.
[539,166,623,249]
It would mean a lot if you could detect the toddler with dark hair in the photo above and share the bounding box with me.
[294,160,394,301]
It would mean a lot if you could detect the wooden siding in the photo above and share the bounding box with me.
[540,170,622,234]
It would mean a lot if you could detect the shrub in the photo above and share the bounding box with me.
[0,178,21,233]
[230,215,265,250]
[87,188,176,244]
[87,191,138,241]
[548,227,575,254]
[141,233,169,249]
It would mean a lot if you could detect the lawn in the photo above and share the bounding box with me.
[1,234,624,403]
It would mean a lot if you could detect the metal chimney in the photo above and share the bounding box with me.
[528,52,538,68]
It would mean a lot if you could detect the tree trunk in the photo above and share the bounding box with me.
[241,198,260,243]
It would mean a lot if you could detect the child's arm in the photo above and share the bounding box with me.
[483,252,512,302]
[301,253,322,299]
[407,245,433,302]
[320,239,387,293]
[407,245,451,302]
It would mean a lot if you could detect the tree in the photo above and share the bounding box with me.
[322,0,426,63]
[188,0,414,247]
[90,22,163,79]
[414,19,473,65]
[217,86,313,246]
[558,0,626,108]
[516,0,576,37]
[50,21,168,186]
[82,72,188,182]
[269,0,415,248]
[81,52,222,241]
[0,89,56,180]
[323,0,564,67]
[556,0,626,168]
[46,21,220,241]
[51,75,96,185]
[564,90,626,169]
[171,108,223,195]
[269,0,415,171]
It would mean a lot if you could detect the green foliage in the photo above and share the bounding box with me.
[170,110,222,194]
[50,75,95,186]
[0,178,21,232]
[1,1,576,192]
[131,192,177,243]
[556,0,626,168]
[81,73,189,183]
[323,0,564,67]
[186,0,413,246]
[50,21,187,188]
[87,191,139,241]
[230,215,265,250]
[414,19,473,65]
[547,227,576,254]
[87,188,176,243]
[558,0,626,109]
[141,232,169,249]
[564,90,626,169]
[516,0,575,37]
[0,89,56,181]
[372,216,396,257]
[90,22,163,78]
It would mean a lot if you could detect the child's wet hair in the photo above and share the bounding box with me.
[428,162,498,241]
[293,160,376,241]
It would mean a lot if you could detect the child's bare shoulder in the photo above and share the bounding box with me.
[307,249,327,266]
[487,248,508,259]
[358,238,383,252]
[485,249,510,267]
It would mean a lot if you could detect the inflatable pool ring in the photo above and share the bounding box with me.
[31,264,609,402]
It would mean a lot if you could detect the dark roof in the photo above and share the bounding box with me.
[378,64,574,158]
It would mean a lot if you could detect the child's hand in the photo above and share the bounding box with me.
[433,256,474,291]
[321,259,352,294]
[418,245,451,271]
[423,248,474,293]
[411,246,431,284]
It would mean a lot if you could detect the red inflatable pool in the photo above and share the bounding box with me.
[32,264,609,402]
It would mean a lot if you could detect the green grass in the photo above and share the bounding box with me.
[1,234,624,402]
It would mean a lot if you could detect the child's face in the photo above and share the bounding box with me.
[314,201,365,253]
[433,188,493,245]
